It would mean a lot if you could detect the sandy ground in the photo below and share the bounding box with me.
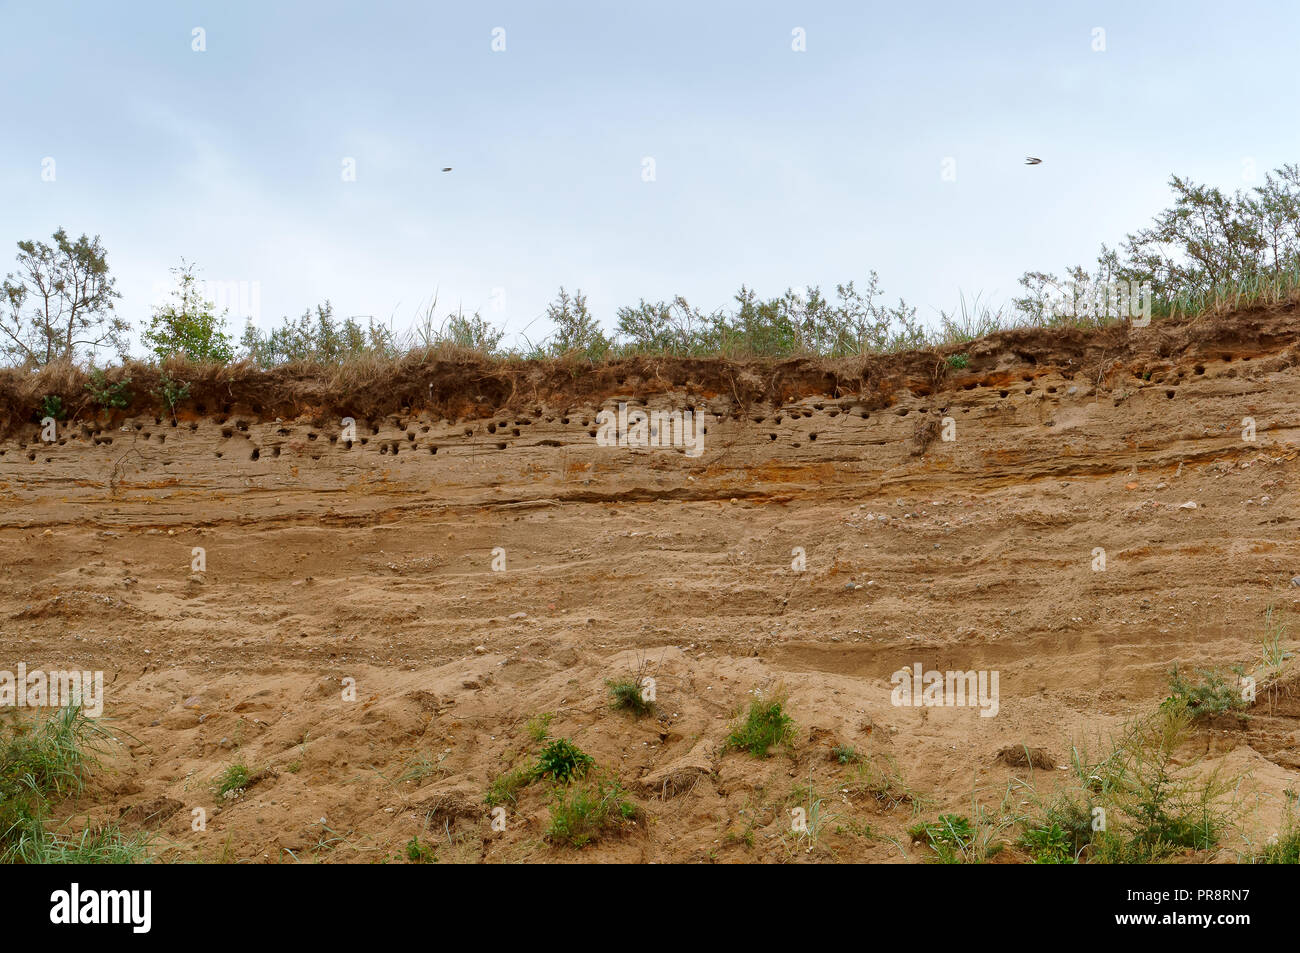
[2,312,1299,862]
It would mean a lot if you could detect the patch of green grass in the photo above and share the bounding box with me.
[1256,814,1300,864]
[0,704,107,801]
[842,754,923,812]
[836,819,875,839]
[723,822,757,848]
[0,705,150,864]
[525,712,554,744]
[831,744,861,765]
[1255,606,1294,709]
[607,674,654,716]
[395,753,446,784]
[484,765,534,807]
[936,292,1004,347]
[213,763,252,799]
[945,352,970,370]
[1260,606,1291,669]
[10,821,151,864]
[909,814,978,863]
[786,776,838,854]
[545,777,637,848]
[908,778,1028,864]
[724,690,795,758]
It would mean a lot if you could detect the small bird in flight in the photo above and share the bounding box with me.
[441,167,453,172]
[1024,157,1042,165]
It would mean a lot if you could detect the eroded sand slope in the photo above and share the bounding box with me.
[2,308,1298,862]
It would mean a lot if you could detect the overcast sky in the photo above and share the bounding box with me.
[3,0,1299,352]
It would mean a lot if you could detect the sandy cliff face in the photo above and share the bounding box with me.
[1,306,1298,862]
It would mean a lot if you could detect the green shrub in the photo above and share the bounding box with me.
[404,835,436,863]
[154,373,190,421]
[1016,164,1300,325]
[1020,822,1076,864]
[545,287,609,360]
[142,262,235,363]
[1041,795,1097,859]
[534,738,594,783]
[486,733,598,806]
[410,306,504,353]
[38,394,65,421]
[240,301,397,367]
[1045,702,1238,863]
[1163,665,1248,720]
[85,369,132,411]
